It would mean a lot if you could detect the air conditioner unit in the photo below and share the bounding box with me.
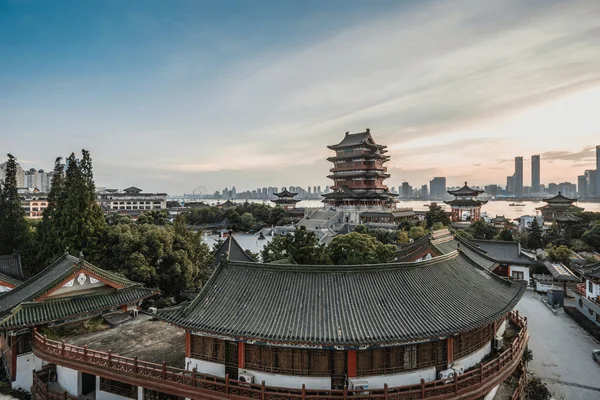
[494,337,504,350]
[438,368,455,381]
[238,373,254,385]
[451,363,464,376]
[131,309,139,317]
[348,378,370,395]
[149,307,157,314]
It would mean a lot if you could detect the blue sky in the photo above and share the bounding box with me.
[2,0,600,194]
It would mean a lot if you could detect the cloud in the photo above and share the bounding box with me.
[540,146,596,162]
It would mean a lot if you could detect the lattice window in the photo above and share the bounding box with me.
[144,388,184,400]
[356,342,439,376]
[99,377,137,399]
[244,344,330,376]
[189,335,225,363]
[16,332,32,355]
[453,323,495,360]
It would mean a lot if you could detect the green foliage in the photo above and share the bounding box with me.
[582,221,600,251]
[431,221,445,231]
[526,218,543,250]
[136,210,168,225]
[186,203,290,229]
[327,232,396,265]
[261,226,330,264]
[0,154,32,259]
[575,211,600,225]
[397,231,410,244]
[546,244,572,267]
[469,220,496,240]
[425,202,449,228]
[498,228,514,241]
[354,224,368,234]
[368,228,397,245]
[525,377,552,400]
[522,346,533,364]
[455,229,473,239]
[409,226,427,240]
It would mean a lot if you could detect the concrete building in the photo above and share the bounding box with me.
[429,177,446,199]
[506,175,515,195]
[0,161,25,188]
[585,170,597,197]
[514,157,523,196]
[578,175,587,198]
[531,155,540,193]
[96,187,167,213]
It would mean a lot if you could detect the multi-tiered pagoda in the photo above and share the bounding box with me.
[322,129,397,208]
[271,188,300,210]
[444,182,487,222]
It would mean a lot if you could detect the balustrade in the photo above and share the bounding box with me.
[32,311,527,400]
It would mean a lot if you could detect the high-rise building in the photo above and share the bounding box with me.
[585,170,598,197]
[429,177,446,199]
[0,161,25,188]
[578,175,586,198]
[484,184,499,196]
[401,182,412,198]
[531,155,540,193]
[506,175,515,195]
[597,145,600,197]
[420,184,428,199]
[514,157,523,196]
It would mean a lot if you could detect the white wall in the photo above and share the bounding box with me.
[241,368,331,389]
[186,357,225,378]
[586,279,599,298]
[95,376,138,400]
[0,284,12,292]
[356,367,437,390]
[454,341,492,371]
[495,320,507,338]
[13,353,35,391]
[57,365,82,396]
[483,384,500,400]
[510,266,530,282]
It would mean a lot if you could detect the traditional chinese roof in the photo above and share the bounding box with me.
[273,189,298,198]
[220,200,237,208]
[0,254,158,329]
[443,199,488,207]
[212,235,256,268]
[360,212,393,218]
[322,186,397,200]
[327,129,385,150]
[583,263,600,280]
[157,240,525,347]
[543,262,579,282]
[327,171,390,180]
[465,239,540,266]
[0,253,25,287]
[123,186,142,193]
[555,211,582,223]
[447,182,484,196]
[492,215,510,223]
[543,192,576,204]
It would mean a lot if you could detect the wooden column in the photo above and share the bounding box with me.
[447,337,453,365]
[347,350,357,378]
[507,266,511,278]
[238,342,245,369]
[185,331,191,358]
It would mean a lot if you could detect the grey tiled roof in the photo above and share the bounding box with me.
[0,253,24,287]
[0,286,158,329]
[328,131,373,148]
[212,236,256,268]
[467,240,540,266]
[0,254,143,321]
[157,250,525,347]
[447,183,483,196]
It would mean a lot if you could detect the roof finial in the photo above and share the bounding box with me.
[366,128,370,133]
[79,250,85,264]
[465,181,467,186]
[64,246,69,255]
[558,191,561,195]
[345,131,349,136]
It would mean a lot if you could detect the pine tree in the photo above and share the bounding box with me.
[0,154,31,256]
[527,218,543,250]
[36,157,66,267]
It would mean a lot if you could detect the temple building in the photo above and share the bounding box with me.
[271,188,300,210]
[0,252,25,292]
[151,235,528,399]
[0,252,158,392]
[444,182,487,222]
[322,129,397,208]
[536,192,583,221]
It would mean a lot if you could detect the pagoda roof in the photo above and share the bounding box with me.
[443,199,488,207]
[0,253,25,287]
[220,200,237,208]
[544,192,576,204]
[273,189,298,198]
[447,182,484,196]
[465,239,541,267]
[211,235,256,268]
[543,261,579,282]
[156,245,524,347]
[327,153,389,162]
[555,211,583,222]
[328,171,390,180]
[322,186,397,200]
[327,129,386,150]
[0,253,158,329]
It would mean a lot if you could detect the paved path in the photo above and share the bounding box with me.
[515,290,600,400]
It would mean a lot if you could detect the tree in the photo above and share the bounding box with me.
[425,203,449,228]
[327,232,396,265]
[527,218,543,250]
[546,245,571,267]
[409,226,427,240]
[582,221,600,251]
[525,378,551,400]
[470,220,496,240]
[36,157,66,266]
[0,154,31,257]
[498,228,514,242]
[261,226,329,264]
[354,225,368,234]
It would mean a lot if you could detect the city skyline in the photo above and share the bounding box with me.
[2,0,600,193]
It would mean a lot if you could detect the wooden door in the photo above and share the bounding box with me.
[225,341,239,380]
[330,350,347,389]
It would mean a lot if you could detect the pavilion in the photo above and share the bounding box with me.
[444,182,487,222]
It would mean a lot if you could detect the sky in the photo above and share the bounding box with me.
[2,0,600,194]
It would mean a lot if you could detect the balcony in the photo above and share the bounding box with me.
[576,283,600,306]
[31,311,528,400]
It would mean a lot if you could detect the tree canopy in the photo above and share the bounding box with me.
[327,232,396,265]
[425,203,449,228]
[0,154,31,259]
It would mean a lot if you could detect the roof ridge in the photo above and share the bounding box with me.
[182,261,227,317]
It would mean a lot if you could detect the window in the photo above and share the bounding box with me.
[16,332,32,355]
[190,336,225,363]
[512,271,524,280]
[99,378,137,399]
[589,280,594,293]
[454,324,495,360]
[244,344,330,376]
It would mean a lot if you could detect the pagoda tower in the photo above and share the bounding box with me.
[536,192,583,221]
[271,189,300,210]
[444,182,488,222]
[322,129,397,208]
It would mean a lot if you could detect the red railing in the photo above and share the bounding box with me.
[31,367,78,400]
[32,311,528,400]
[510,363,527,400]
[576,283,600,305]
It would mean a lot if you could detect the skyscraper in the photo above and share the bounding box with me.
[597,145,600,197]
[429,177,446,199]
[531,155,540,193]
[514,157,523,196]
[578,175,586,198]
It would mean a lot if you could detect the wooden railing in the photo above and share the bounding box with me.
[510,363,527,400]
[32,311,528,400]
[31,366,78,400]
[576,283,600,305]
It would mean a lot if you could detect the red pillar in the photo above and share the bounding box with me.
[185,331,191,358]
[238,342,245,369]
[447,337,453,365]
[347,350,357,378]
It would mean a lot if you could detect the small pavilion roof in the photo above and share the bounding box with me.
[211,235,256,268]
[123,186,142,193]
[0,253,158,329]
[582,263,600,280]
[543,192,576,204]
[443,199,488,207]
[555,211,582,223]
[156,248,524,347]
[543,261,580,282]
[447,182,484,196]
[273,189,298,198]
[465,239,540,266]
[322,186,398,200]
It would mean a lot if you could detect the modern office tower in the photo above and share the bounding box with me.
[429,177,446,199]
[531,155,540,193]
[514,157,523,196]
